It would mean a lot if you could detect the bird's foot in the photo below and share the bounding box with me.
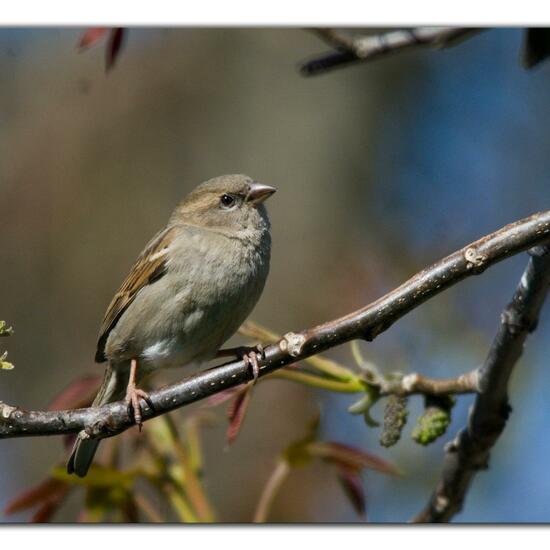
[243,347,262,384]
[216,344,265,384]
[125,385,153,431]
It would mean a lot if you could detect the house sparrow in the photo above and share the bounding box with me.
[67,174,276,477]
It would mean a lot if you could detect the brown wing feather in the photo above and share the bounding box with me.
[95,225,178,363]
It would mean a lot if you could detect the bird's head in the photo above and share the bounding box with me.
[171,174,276,234]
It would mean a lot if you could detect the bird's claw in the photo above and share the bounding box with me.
[242,350,260,383]
[245,344,266,383]
[217,344,265,384]
[125,386,152,430]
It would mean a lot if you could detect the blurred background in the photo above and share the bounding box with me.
[1,27,550,523]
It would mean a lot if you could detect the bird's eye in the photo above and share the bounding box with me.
[220,194,236,209]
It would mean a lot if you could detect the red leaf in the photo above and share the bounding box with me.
[307,441,400,476]
[4,478,66,515]
[226,384,253,445]
[336,466,367,518]
[78,27,127,71]
[47,375,101,450]
[204,386,243,408]
[48,374,101,411]
[106,28,126,71]
[78,28,109,50]
[30,487,70,523]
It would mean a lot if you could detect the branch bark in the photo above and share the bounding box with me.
[379,369,480,397]
[1,210,550,441]
[301,27,484,76]
[413,244,550,523]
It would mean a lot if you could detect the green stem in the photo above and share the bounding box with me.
[164,483,198,523]
[269,369,363,393]
[253,460,291,522]
[304,355,356,381]
[163,415,216,522]
[184,416,204,475]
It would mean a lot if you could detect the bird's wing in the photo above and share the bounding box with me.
[95,225,179,363]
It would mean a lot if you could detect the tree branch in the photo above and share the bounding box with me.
[379,369,480,397]
[300,27,484,77]
[412,244,550,523]
[1,210,550,441]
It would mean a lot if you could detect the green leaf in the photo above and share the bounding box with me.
[282,441,314,468]
[0,351,14,370]
[348,385,380,427]
[51,464,135,490]
[82,484,137,523]
[0,321,13,337]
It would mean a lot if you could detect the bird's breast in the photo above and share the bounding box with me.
[107,228,270,370]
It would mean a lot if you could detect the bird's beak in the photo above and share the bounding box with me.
[247,183,277,205]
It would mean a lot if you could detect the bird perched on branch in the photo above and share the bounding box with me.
[67,174,276,477]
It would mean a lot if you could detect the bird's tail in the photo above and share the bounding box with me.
[67,365,127,477]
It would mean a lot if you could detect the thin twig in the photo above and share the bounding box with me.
[301,27,483,76]
[412,244,550,523]
[253,460,290,523]
[0,210,549,441]
[379,370,480,397]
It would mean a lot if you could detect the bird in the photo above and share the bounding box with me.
[67,174,276,477]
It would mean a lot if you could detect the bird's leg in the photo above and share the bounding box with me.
[125,358,153,430]
[216,344,265,383]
